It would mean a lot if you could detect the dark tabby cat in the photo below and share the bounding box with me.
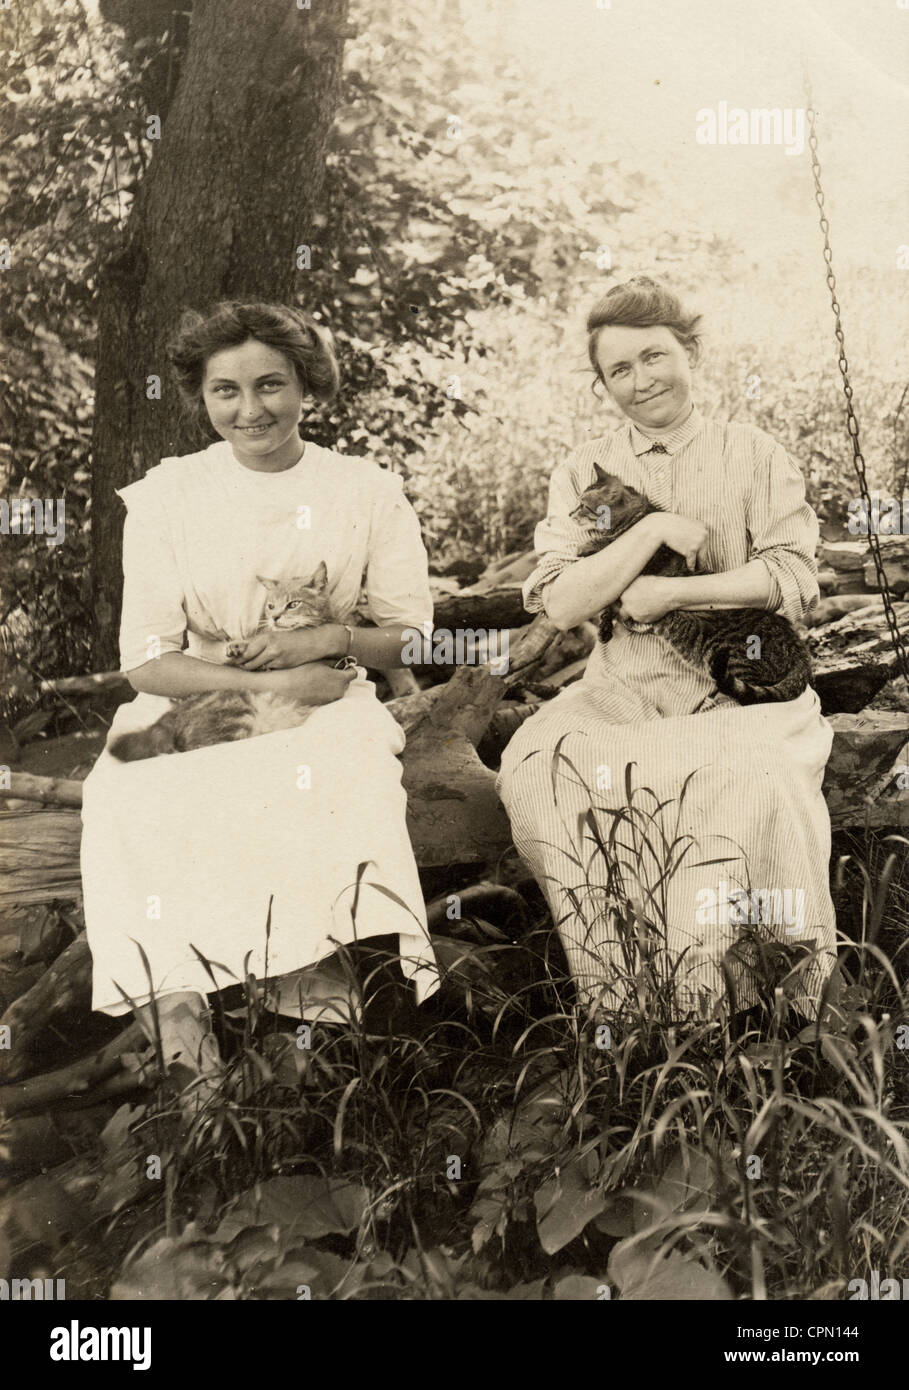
[571,465,812,705]
[110,562,337,762]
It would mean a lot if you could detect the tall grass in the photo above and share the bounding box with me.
[77,788,909,1302]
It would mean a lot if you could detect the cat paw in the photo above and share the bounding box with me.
[225,641,246,661]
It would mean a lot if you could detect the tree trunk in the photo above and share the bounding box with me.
[90,0,351,666]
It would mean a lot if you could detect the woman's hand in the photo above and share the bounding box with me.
[655,513,710,573]
[616,574,677,625]
[264,662,357,703]
[227,626,338,671]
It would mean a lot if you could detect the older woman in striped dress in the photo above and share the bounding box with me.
[496,277,837,1021]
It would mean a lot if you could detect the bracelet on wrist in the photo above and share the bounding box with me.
[331,622,356,670]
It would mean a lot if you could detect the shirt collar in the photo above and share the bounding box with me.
[627,404,705,457]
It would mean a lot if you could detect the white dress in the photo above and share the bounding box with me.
[80,439,439,1015]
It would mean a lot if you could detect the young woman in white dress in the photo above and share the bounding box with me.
[80,302,439,1101]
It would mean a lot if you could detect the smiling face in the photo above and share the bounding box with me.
[592,323,695,431]
[201,339,307,471]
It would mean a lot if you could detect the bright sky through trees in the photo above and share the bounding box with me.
[460,0,909,273]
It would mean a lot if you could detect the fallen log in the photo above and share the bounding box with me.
[0,956,47,1016]
[0,1022,148,1118]
[474,548,536,590]
[386,689,543,766]
[809,602,909,714]
[3,772,85,808]
[425,882,528,937]
[0,933,93,1083]
[818,540,868,573]
[431,586,529,632]
[38,671,131,698]
[382,667,420,699]
[0,807,84,906]
[0,1112,78,1176]
[823,711,909,828]
[502,613,562,685]
[0,1099,144,1179]
[818,536,909,594]
[477,701,542,765]
[536,624,595,679]
[386,684,443,734]
[802,594,885,629]
[401,665,514,868]
[416,613,569,688]
[865,551,909,594]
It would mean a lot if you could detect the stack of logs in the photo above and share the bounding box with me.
[0,543,907,1168]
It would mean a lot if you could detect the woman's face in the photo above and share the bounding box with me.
[201,339,306,471]
[592,323,695,431]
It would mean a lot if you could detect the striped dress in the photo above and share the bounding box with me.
[495,405,837,1019]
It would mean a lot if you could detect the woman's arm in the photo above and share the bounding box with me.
[232,622,425,672]
[127,652,265,696]
[658,558,776,612]
[322,623,425,671]
[543,514,666,630]
[744,436,820,623]
[656,439,818,622]
[127,650,354,701]
[616,555,781,625]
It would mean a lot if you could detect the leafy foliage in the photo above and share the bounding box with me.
[0,0,162,710]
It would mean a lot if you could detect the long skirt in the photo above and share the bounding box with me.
[496,679,837,1019]
[80,673,438,1016]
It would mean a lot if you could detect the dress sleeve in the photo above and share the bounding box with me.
[746,434,820,625]
[522,449,603,615]
[364,470,434,629]
[117,481,187,672]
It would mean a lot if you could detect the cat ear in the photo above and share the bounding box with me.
[310,560,328,591]
[257,576,278,591]
[592,462,610,483]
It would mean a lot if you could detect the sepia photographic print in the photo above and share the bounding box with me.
[0,0,907,1358]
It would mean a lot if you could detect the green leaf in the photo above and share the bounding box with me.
[592,1194,637,1238]
[112,1230,233,1301]
[457,1278,547,1300]
[222,1225,281,1274]
[534,1157,608,1255]
[252,1248,366,1299]
[553,1273,608,1301]
[647,1147,716,1217]
[214,1176,369,1245]
[607,1239,733,1301]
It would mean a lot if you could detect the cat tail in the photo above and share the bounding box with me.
[710,651,800,707]
[109,717,178,762]
[720,676,772,706]
[725,676,806,705]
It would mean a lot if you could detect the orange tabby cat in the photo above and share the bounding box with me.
[109,562,337,762]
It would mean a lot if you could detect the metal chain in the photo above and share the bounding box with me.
[805,100,909,689]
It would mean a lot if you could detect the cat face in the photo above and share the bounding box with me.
[571,465,651,538]
[256,561,331,629]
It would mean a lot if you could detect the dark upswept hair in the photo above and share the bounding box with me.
[586,276,703,387]
[166,301,340,426]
